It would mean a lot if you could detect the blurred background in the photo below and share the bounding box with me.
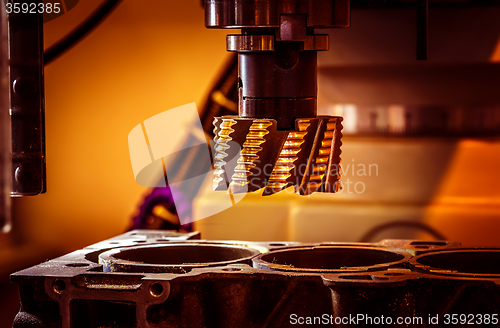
[1,0,500,326]
[193,3,500,244]
[1,1,229,326]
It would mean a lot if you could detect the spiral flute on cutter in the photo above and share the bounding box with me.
[205,0,349,195]
[213,116,343,195]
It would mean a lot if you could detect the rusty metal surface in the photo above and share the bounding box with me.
[10,230,500,328]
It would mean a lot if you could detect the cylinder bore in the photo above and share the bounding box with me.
[413,250,500,276]
[99,243,260,273]
[253,246,408,273]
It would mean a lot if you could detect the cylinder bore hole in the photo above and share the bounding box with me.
[52,279,66,294]
[149,283,164,297]
[416,251,500,275]
[109,245,257,265]
[257,247,405,272]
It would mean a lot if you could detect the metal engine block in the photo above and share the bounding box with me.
[11,230,500,327]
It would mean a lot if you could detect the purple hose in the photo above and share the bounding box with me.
[130,186,193,231]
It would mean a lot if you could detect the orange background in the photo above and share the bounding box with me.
[9,1,500,255]
[12,0,229,254]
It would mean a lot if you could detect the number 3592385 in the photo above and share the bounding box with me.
[6,2,61,14]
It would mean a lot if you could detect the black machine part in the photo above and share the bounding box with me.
[9,0,46,196]
[0,2,10,230]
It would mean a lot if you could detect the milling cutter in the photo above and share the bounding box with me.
[207,0,349,196]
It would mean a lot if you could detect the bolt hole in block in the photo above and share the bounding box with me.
[149,283,164,297]
[52,279,66,294]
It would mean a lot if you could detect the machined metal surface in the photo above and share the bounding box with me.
[11,230,500,328]
[99,243,261,273]
[227,34,329,52]
[205,0,350,29]
[253,245,409,273]
[213,115,343,195]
